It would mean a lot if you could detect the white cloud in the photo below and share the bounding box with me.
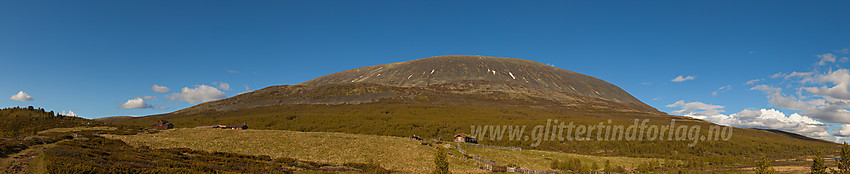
[833,124,850,137]
[751,84,850,124]
[785,71,814,79]
[700,109,830,140]
[9,91,32,101]
[772,72,815,80]
[817,53,837,66]
[120,97,152,109]
[217,82,231,91]
[745,79,763,85]
[712,85,732,96]
[641,82,652,86]
[668,101,832,140]
[239,85,252,95]
[666,100,725,116]
[671,75,695,82]
[803,69,850,99]
[142,96,156,100]
[60,110,77,117]
[751,85,816,110]
[151,84,170,93]
[694,49,850,142]
[169,85,226,104]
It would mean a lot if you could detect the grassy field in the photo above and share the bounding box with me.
[460,144,670,170]
[104,128,483,173]
[104,102,841,168]
[38,126,116,134]
[103,128,693,173]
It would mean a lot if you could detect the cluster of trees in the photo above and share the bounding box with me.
[807,142,850,174]
[550,158,627,173]
[750,141,850,174]
[755,153,775,174]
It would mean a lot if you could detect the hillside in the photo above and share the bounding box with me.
[0,108,395,174]
[104,128,478,173]
[0,106,104,138]
[104,128,670,173]
[101,55,840,169]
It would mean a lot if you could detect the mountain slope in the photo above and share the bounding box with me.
[302,55,648,106]
[175,55,657,114]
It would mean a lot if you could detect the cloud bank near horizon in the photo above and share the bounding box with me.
[668,48,850,143]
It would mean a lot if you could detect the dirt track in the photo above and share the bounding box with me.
[0,140,66,174]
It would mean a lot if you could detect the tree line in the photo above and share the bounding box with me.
[758,142,850,174]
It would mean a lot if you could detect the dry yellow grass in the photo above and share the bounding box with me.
[103,128,483,173]
[461,144,673,170]
[38,126,116,134]
[103,128,674,173]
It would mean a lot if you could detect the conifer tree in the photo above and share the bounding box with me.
[433,147,450,174]
[812,149,827,174]
[833,142,850,174]
[755,153,776,174]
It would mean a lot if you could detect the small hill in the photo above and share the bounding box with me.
[0,107,104,137]
[93,116,136,122]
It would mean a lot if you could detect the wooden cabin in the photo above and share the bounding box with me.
[152,120,174,130]
[454,134,477,143]
[218,123,248,130]
[491,166,507,172]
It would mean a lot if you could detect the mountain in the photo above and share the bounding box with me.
[175,55,657,114]
[102,55,839,167]
[304,55,655,110]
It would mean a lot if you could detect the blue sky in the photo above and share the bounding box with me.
[3,1,850,141]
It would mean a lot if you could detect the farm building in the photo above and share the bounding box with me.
[454,134,477,143]
[152,120,174,130]
[220,124,248,130]
[195,123,248,130]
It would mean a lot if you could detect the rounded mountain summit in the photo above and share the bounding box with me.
[181,55,658,114]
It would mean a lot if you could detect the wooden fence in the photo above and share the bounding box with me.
[456,143,559,174]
